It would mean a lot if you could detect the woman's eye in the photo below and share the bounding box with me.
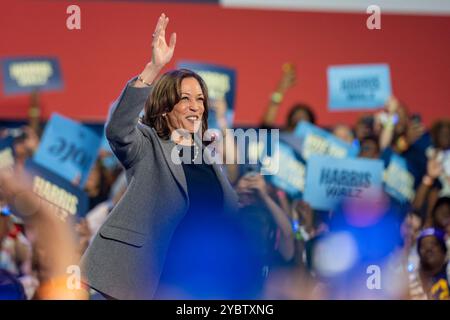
[198,97,204,102]
[181,97,189,101]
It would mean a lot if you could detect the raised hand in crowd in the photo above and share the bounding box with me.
[262,63,297,128]
[412,150,443,221]
[0,169,88,299]
[427,151,444,180]
[133,13,176,88]
[378,96,401,150]
[400,212,423,253]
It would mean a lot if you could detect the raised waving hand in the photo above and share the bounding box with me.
[135,13,177,87]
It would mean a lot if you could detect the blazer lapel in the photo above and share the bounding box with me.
[138,124,189,201]
[158,137,189,202]
[138,124,237,214]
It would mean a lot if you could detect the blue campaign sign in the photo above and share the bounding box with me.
[1,57,63,95]
[383,154,415,203]
[177,61,236,129]
[33,113,102,187]
[235,126,277,176]
[279,132,303,156]
[266,141,306,199]
[327,64,391,110]
[0,136,15,169]
[304,155,384,211]
[294,121,359,160]
[25,159,88,219]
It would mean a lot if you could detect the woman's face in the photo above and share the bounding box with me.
[167,77,205,134]
[438,125,450,150]
[419,236,446,271]
[291,109,312,127]
[359,139,379,159]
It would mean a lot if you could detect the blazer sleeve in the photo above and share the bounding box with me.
[105,77,152,169]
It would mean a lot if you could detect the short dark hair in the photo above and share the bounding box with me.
[417,228,447,255]
[286,103,316,129]
[360,135,380,151]
[142,69,209,140]
[430,119,450,148]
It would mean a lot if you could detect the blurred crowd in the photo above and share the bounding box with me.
[0,65,449,300]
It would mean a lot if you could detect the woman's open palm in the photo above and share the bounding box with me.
[152,13,176,68]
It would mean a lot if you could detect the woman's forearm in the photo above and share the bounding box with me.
[262,102,281,127]
[132,62,163,88]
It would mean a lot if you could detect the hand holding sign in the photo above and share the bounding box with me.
[385,96,400,114]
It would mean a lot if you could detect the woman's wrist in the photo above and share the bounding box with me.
[133,62,163,88]
[270,91,284,104]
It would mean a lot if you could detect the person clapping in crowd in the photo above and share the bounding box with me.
[408,228,449,300]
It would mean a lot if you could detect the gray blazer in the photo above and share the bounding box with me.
[80,77,239,300]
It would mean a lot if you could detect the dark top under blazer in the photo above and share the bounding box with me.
[80,77,239,300]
